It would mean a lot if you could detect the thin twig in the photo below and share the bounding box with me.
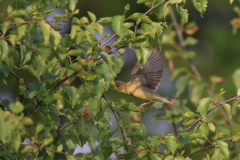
[0,20,89,27]
[169,5,204,82]
[171,115,177,136]
[100,0,169,49]
[53,65,87,90]
[183,138,233,158]
[102,93,129,153]
[35,7,63,37]
[26,100,43,116]
[169,5,234,126]
[177,95,240,141]
[10,71,43,108]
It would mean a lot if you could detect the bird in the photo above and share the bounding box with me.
[110,48,179,112]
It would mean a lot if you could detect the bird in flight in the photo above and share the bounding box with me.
[110,49,179,112]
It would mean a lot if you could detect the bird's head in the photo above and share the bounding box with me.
[110,81,127,94]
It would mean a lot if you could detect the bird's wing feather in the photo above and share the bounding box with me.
[130,49,164,91]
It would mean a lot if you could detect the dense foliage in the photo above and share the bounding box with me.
[0,0,240,159]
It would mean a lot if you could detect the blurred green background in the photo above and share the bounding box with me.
[1,0,240,159]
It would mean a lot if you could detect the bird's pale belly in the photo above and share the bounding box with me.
[129,85,159,101]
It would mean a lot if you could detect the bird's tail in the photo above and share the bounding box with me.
[157,96,179,108]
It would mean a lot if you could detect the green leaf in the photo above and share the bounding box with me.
[163,1,171,20]
[233,69,240,89]
[209,148,223,159]
[176,3,188,22]
[176,75,188,92]
[166,135,177,154]
[110,139,128,151]
[121,103,139,112]
[93,78,105,100]
[21,65,40,81]
[122,22,133,29]
[134,47,151,66]
[40,21,51,46]
[170,0,183,3]
[0,40,9,62]
[9,102,24,113]
[217,141,229,159]
[111,15,125,35]
[232,135,240,142]
[69,0,78,11]
[43,73,58,82]
[9,10,27,17]
[98,17,112,25]
[97,64,116,88]
[99,129,116,146]
[151,113,168,121]
[12,131,21,152]
[192,0,208,17]
[171,68,187,80]
[222,103,232,120]
[190,133,207,140]
[88,11,96,22]
[180,111,198,121]
[230,0,234,4]
[197,98,211,121]
[67,49,84,56]
[149,153,161,160]
[85,124,99,146]
[183,50,196,58]
[50,28,62,50]
[128,13,152,23]
[0,120,13,143]
[0,63,11,76]
[88,98,100,116]
[147,137,160,147]
[184,36,198,46]
[111,56,124,74]
[101,54,113,70]
[208,122,216,132]
[96,23,103,36]
[164,50,178,60]
[215,130,230,140]
[65,86,79,106]
[0,73,15,94]
[21,117,34,126]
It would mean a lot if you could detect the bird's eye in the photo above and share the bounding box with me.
[116,85,119,87]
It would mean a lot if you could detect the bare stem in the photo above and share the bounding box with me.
[102,93,129,153]
[10,71,43,109]
[177,95,240,141]
[100,0,169,49]
[183,138,233,158]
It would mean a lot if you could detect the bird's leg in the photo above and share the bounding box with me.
[139,101,152,112]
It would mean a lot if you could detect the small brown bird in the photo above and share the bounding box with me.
[110,49,179,112]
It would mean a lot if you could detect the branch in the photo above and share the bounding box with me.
[100,0,169,49]
[177,95,240,141]
[53,65,87,90]
[26,100,43,116]
[10,71,43,108]
[0,20,90,27]
[35,7,63,37]
[115,147,148,160]
[102,93,129,153]
[169,5,234,127]
[183,138,233,158]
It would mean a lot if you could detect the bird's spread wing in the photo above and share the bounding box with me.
[130,49,164,91]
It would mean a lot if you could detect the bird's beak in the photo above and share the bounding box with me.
[109,85,114,89]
